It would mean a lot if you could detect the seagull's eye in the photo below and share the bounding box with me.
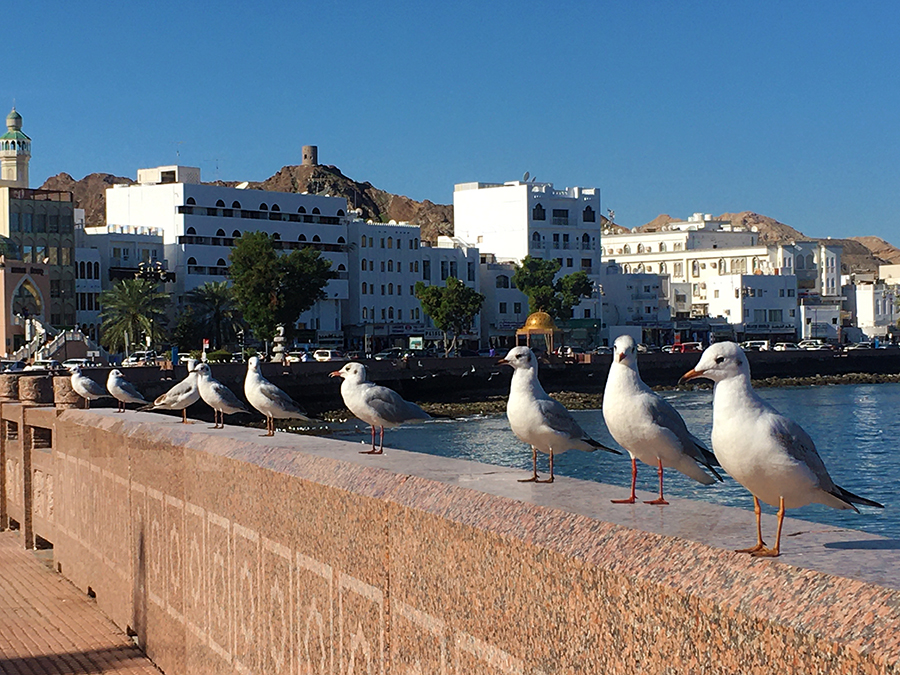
[715,356,725,364]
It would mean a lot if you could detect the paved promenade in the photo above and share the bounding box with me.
[0,531,160,675]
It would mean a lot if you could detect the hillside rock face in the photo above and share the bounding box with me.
[848,236,900,265]
[40,172,134,227]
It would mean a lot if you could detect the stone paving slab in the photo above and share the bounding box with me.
[0,530,161,675]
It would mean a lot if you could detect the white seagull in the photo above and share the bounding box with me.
[107,369,147,412]
[329,362,430,454]
[194,363,249,428]
[68,365,109,408]
[245,355,312,436]
[139,363,200,423]
[500,346,620,483]
[603,335,722,505]
[681,341,883,557]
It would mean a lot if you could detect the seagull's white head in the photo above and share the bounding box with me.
[330,361,367,383]
[109,369,123,379]
[68,365,82,376]
[498,346,538,371]
[681,341,750,384]
[193,363,212,378]
[247,356,260,371]
[612,334,638,368]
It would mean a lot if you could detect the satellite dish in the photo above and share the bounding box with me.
[523,171,530,182]
[531,176,537,182]
[236,181,249,189]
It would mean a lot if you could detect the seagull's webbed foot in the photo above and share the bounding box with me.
[750,547,780,558]
[360,448,384,455]
[518,474,539,483]
[535,476,555,484]
[735,542,767,554]
[611,496,637,504]
[644,498,669,506]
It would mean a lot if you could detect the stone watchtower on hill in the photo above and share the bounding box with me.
[0,108,31,188]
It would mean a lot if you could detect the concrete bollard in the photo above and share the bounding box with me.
[0,374,20,400]
[53,375,83,409]
[18,376,54,405]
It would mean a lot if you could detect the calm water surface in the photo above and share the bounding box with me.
[329,383,899,539]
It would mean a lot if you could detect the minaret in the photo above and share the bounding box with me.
[0,108,31,188]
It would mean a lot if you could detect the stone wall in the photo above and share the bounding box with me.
[1,391,899,673]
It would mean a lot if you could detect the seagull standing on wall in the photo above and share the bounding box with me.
[107,369,147,412]
[245,355,312,436]
[139,361,200,423]
[681,342,883,557]
[603,335,722,505]
[330,362,431,454]
[68,365,109,408]
[195,363,250,429]
[499,346,620,483]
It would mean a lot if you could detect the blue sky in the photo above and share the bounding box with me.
[5,1,899,242]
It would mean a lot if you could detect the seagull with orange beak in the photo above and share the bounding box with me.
[681,341,882,557]
[499,346,620,483]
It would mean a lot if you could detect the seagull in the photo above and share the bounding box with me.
[107,369,147,412]
[194,363,249,429]
[603,335,722,505]
[245,355,312,436]
[68,365,109,408]
[138,362,200,423]
[681,341,883,557]
[329,362,430,454]
[499,346,620,483]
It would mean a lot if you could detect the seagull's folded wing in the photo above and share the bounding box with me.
[366,386,430,424]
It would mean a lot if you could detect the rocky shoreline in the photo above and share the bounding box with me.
[317,371,900,422]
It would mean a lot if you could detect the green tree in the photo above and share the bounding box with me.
[228,231,336,343]
[415,277,485,356]
[99,278,170,352]
[512,255,594,321]
[184,281,241,349]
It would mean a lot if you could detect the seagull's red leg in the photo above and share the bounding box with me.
[753,496,784,558]
[518,446,539,482]
[361,424,385,454]
[181,409,187,424]
[736,496,767,553]
[612,457,638,504]
[536,450,555,483]
[644,459,669,505]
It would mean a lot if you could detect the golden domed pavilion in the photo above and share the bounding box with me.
[516,311,561,353]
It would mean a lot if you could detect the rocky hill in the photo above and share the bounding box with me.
[41,172,135,227]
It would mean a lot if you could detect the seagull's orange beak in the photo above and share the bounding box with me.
[679,368,704,385]
[617,352,626,362]
[329,371,342,378]
[497,358,509,366]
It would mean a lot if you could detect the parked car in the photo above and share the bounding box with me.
[122,350,158,366]
[62,358,95,369]
[591,346,613,355]
[773,342,801,351]
[373,348,404,360]
[797,339,831,351]
[313,349,346,362]
[0,359,26,372]
[740,340,770,351]
[24,359,63,372]
[671,342,703,354]
[661,345,675,354]
[636,343,660,353]
[846,342,874,350]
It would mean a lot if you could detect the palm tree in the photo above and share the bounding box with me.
[99,279,170,352]
[185,281,240,349]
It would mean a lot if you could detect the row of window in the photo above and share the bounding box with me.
[496,302,524,314]
[20,245,73,266]
[360,306,422,322]
[609,241,683,255]
[531,205,596,224]
[184,226,347,244]
[361,283,417,297]
[8,212,75,234]
[531,232,595,249]
[185,197,345,216]
[77,292,101,312]
[77,261,101,279]
[360,235,420,250]
[361,259,420,274]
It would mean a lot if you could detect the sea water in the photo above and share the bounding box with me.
[329,383,899,539]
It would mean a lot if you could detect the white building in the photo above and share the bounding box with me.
[848,282,898,339]
[706,274,799,341]
[598,262,672,345]
[454,180,603,323]
[478,254,528,348]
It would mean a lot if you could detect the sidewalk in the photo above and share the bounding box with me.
[0,530,161,675]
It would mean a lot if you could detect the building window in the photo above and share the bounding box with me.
[468,262,475,282]
[788,289,795,297]
[499,302,507,314]
[388,260,394,272]
[551,209,568,225]
[187,227,197,235]
[532,203,545,221]
[583,206,595,222]
[552,233,560,249]
[388,237,393,249]
[714,290,720,298]
[381,308,386,320]
[768,309,783,322]
[440,261,448,280]
[362,284,367,295]
[659,242,667,252]
[362,307,368,319]
[673,262,683,277]
[381,285,386,295]
[566,258,573,267]
[659,262,667,274]
[623,244,631,254]
[691,260,700,277]
[388,283,393,295]
[423,259,431,280]
[381,261,386,272]
[496,275,510,289]
[380,238,385,248]
[362,260,368,271]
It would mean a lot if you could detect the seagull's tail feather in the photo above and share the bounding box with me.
[690,442,724,482]
[584,437,622,455]
[832,485,884,510]
[136,402,156,412]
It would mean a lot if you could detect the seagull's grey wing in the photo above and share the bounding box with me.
[535,398,620,453]
[79,376,108,398]
[366,385,430,424]
[211,381,249,411]
[153,377,198,407]
[768,413,836,491]
[646,395,722,477]
[115,379,146,402]
[257,381,310,418]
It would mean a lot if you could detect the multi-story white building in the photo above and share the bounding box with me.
[599,263,672,345]
[847,281,898,340]
[478,255,528,347]
[706,274,799,342]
